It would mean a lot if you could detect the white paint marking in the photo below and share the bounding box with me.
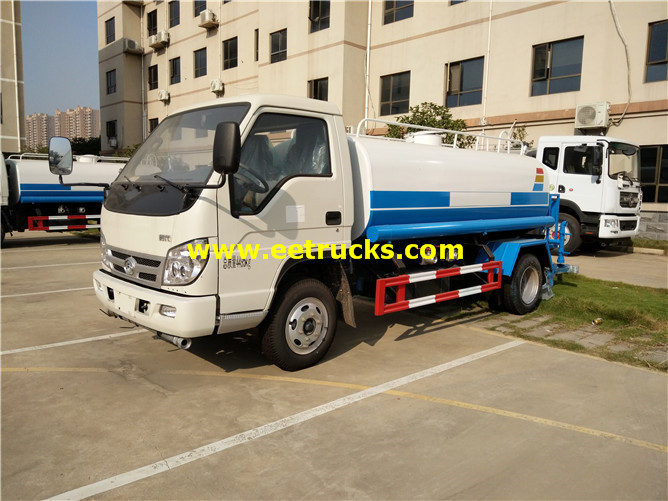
[1,287,93,299]
[0,329,145,356]
[2,261,99,271]
[46,340,524,501]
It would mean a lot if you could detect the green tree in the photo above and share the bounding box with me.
[385,102,469,146]
[71,136,101,155]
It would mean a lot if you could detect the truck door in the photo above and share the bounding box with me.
[555,143,604,214]
[216,110,347,317]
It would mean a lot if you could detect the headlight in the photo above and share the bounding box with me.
[163,238,209,286]
[100,232,113,270]
[604,219,619,229]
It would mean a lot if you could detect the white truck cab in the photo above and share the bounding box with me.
[529,136,641,252]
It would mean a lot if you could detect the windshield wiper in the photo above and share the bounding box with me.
[154,174,188,193]
[121,176,142,191]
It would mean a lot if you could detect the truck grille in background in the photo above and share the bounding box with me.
[108,248,163,286]
[619,191,640,208]
[620,220,637,231]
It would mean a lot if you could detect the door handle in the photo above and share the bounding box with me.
[558,185,565,193]
[326,211,341,225]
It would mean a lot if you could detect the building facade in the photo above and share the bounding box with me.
[1,0,25,153]
[97,0,667,212]
[25,112,55,150]
[54,106,101,140]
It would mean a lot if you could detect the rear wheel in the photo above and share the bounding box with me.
[261,278,337,371]
[503,254,543,315]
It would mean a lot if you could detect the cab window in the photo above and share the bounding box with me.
[231,113,331,214]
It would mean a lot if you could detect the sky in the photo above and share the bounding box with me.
[21,1,99,115]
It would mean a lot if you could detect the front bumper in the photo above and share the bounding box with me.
[93,270,217,338]
[598,215,640,239]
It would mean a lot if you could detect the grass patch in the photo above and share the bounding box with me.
[542,274,668,342]
[631,237,668,254]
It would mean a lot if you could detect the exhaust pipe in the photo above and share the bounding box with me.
[157,332,192,350]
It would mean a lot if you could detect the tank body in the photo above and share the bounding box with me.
[347,135,552,242]
[8,157,123,204]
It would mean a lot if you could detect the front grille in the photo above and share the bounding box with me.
[107,246,164,286]
[620,220,637,231]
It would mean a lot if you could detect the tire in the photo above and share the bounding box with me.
[261,278,337,371]
[503,254,543,315]
[558,213,582,254]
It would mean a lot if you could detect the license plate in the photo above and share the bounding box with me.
[114,291,137,318]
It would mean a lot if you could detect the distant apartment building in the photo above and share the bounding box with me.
[54,106,101,140]
[97,1,667,209]
[24,113,55,150]
[1,0,25,153]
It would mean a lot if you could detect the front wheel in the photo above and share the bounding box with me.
[503,254,543,315]
[261,279,337,371]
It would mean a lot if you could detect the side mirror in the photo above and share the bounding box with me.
[592,146,603,177]
[212,122,240,175]
[49,137,73,176]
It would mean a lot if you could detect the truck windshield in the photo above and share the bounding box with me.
[608,142,639,181]
[118,103,249,185]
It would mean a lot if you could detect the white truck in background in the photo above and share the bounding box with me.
[50,94,576,371]
[1,152,127,245]
[527,136,641,253]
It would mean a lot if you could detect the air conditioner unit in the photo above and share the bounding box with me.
[149,30,169,50]
[199,9,219,29]
[109,137,118,148]
[575,102,610,129]
[158,89,170,102]
[210,79,224,94]
[122,38,143,55]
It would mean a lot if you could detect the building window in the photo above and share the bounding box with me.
[147,10,158,37]
[169,1,180,27]
[148,65,158,90]
[105,18,115,44]
[309,1,330,33]
[106,120,117,140]
[223,37,238,70]
[446,57,483,107]
[308,77,329,101]
[646,20,667,82]
[170,57,181,84]
[270,29,287,63]
[149,118,159,133]
[640,145,668,203]
[531,37,584,96]
[254,29,259,62]
[380,71,410,115]
[106,70,116,94]
[194,0,206,16]
[383,1,413,24]
[450,0,467,4]
[194,48,207,77]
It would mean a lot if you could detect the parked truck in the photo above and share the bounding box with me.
[527,136,641,253]
[49,94,575,371]
[1,152,127,244]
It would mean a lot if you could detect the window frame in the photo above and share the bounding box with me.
[106,120,117,140]
[640,145,668,203]
[194,0,206,17]
[445,56,484,108]
[531,36,584,96]
[380,71,411,116]
[194,48,207,78]
[308,77,329,101]
[106,69,117,95]
[646,20,668,83]
[270,29,287,63]
[383,1,414,25]
[147,10,158,37]
[223,37,238,70]
[309,0,330,33]
[169,1,180,28]
[148,64,158,90]
[170,57,181,84]
[105,17,115,45]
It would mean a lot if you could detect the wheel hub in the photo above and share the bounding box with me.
[285,298,328,355]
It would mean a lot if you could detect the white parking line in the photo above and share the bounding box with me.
[2,261,99,270]
[0,329,146,356]
[1,287,94,299]
[46,340,524,501]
